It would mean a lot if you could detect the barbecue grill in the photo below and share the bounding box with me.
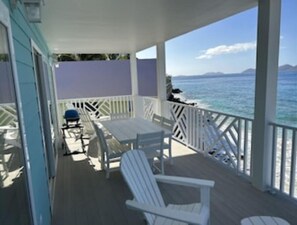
[62,109,84,156]
[64,109,80,126]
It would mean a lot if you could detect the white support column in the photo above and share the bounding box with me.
[130,52,138,96]
[130,52,143,117]
[251,0,281,191]
[156,42,167,117]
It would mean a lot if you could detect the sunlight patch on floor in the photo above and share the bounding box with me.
[63,127,197,173]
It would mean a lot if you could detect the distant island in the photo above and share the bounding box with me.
[241,64,297,74]
[200,64,297,76]
[168,64,297,106]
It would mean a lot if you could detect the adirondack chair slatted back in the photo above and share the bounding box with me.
[121,150,165,225]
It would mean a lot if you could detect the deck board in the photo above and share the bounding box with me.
[52,137,297,225]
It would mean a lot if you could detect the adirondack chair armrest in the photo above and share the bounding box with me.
[126,200,208,225]
[154,175,215,189]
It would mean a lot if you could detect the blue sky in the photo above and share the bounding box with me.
[136,0,297,76]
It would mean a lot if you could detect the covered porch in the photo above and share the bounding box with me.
[40,0,295,224]
[2,0,296,224]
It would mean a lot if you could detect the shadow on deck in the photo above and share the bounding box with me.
[52,138,297,225]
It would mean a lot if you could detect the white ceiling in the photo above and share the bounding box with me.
[39,0,257,54]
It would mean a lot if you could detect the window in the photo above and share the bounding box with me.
[0,12,32,225]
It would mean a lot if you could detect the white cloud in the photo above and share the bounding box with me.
[196,42,256,59]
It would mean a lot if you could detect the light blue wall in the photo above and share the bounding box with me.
[2,0,52,224]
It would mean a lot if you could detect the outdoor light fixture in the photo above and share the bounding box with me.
[23,0,42,23]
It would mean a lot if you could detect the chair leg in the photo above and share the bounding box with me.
[160,157,164,174]
[160,150,164,174]
[147,158,155,172]
[169,139,173,165]
[99,154,105,170]
[105,160,110,179]
[106,171,110,179]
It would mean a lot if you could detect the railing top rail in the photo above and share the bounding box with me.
[0,103,16,107]
[167,100,253,122]
[270,122,297,130]
[142,96,158,100]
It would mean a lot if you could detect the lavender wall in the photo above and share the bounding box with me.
[55,59,157,99]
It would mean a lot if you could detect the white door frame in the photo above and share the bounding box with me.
[31,41,57,212]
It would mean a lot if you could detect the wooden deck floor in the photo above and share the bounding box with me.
[52,137,297,225]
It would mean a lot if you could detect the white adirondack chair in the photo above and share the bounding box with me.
[135,131,164,174]
[120,150,214,225]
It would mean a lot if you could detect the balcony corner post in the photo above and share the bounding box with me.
[251,0,281,191]
[130,52,143,117]
[156,42,167,116]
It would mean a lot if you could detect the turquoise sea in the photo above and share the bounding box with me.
[172,72,297,127]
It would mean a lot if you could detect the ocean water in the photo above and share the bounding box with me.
[172,72,297,127]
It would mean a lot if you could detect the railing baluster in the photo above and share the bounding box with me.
[243,120,247,175]
[187,108,191,147]
[289,130,296,198]
[237,119,242,174]
[280,128,287,193]
[271,125,277,189]
[198,109,203,151]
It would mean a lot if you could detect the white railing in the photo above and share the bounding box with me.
[57,95,134,125]
[142,96,159,120]
[166,101,253,178]
[0,104,17,126]
[270,122,297,200]
[56,95,297,201]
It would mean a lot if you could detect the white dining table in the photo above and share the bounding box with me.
[99,117,172,145]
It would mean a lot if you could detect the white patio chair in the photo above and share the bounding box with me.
[152,114,163,125]
[93,124,130,178]
[77,109,94,136]
[135,131,164,174]
[120,150,215,225]
[162,117,175,164]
